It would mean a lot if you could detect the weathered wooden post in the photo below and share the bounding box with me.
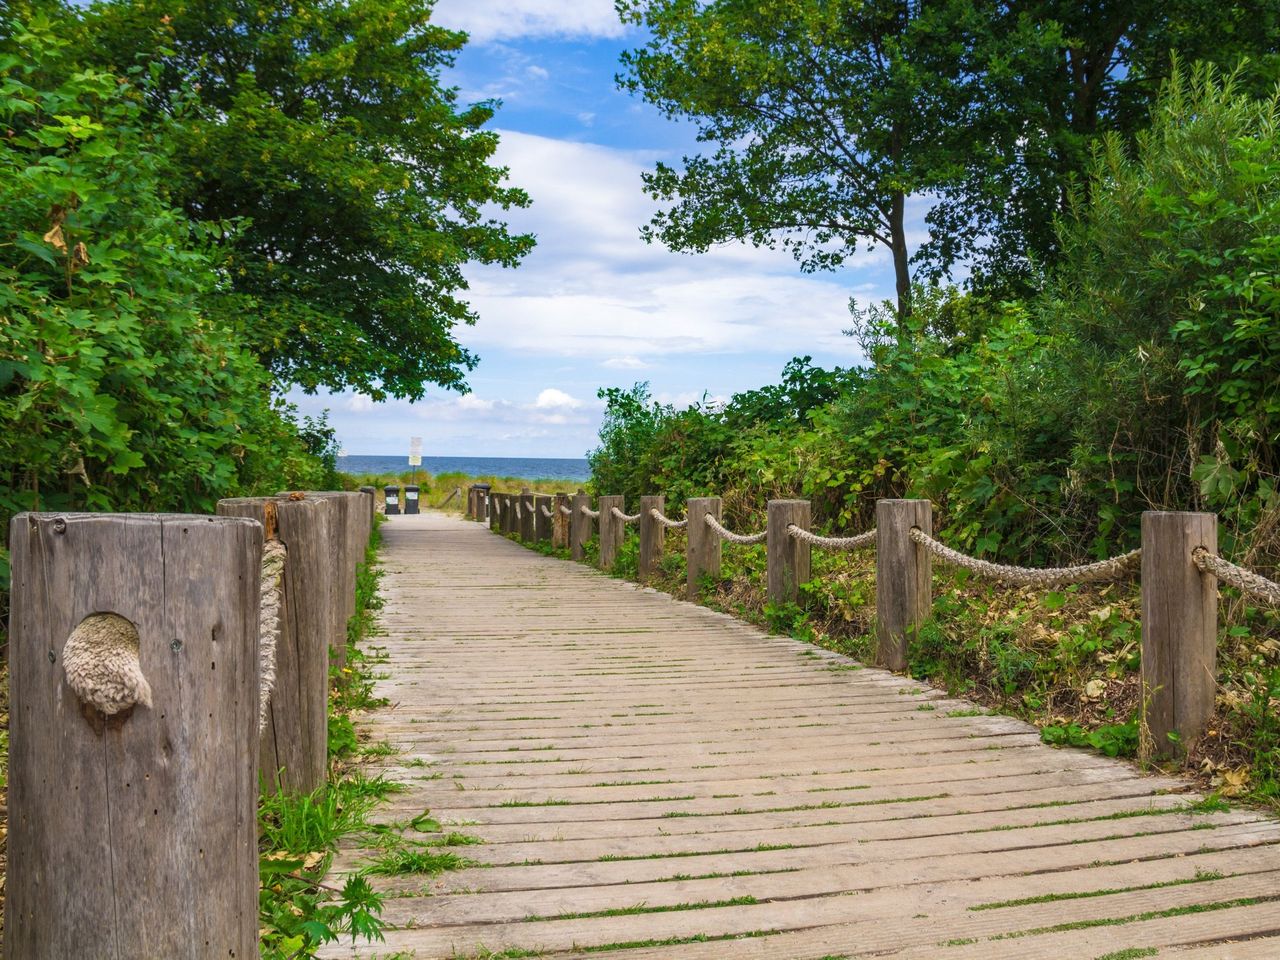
[475,484,491,523]
[686,497,722,597]
[359,485,377,522]
[534,494,553,543]
[490,493,503,532]
[506,493,518,535]
[282,491,366,669]
[767,499,811,604]
[570,492,594,561]
[520,488,536,541]
[875,499,933,671]
[1142,511,1218,758]
[217,496,331,795]
[553,492,571,549]
[639,494,665,581]
[598,494,625,570]
[7,512,262,958]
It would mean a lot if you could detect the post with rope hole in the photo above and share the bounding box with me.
[285,491,367,670]
[686,496,722,597]
[767,499,811,604]
[553,492,571,549]
[1142,511,1217,758]
[570,491,594,561]
[491,493,504,532]
[876,499,933,672]
[217,495,331,795]
[503,493,517,535]
[534,494,553,543]
[520,488,536,542]
[639,494,665,581]
[598,494,625,570]
[7,512,262,957]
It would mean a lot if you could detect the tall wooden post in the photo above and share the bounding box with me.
[534,494,553,543]
[767,500,811,604]
[490,493,502,532]
[639,494,665,581]
[520,489,536,542]
[1142,511,1217,758]
[686,497,722,597]
[503,494,517,535]
[552,492,570,549]
[217,496,331,795]
[875,499,932,672]
[598,495,625,571]
[284,491,366,669]
[7,512,262,958]
[570,492,593,561]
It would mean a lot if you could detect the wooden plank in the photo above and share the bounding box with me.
[875,499,932,671]
[638,495,665,581]
[766,499,810,603]
[686,497,721,597]
[597,495,624,571]
[7,512,260,959]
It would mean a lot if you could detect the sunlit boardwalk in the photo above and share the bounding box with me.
[323,512,1280,960]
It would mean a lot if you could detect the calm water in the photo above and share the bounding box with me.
[338,455,591,483]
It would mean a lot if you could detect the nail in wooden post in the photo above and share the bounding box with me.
[552,492,570,549]
[7,512,262,957]
[534,494,553,543]
[686,497,722,597]
[520,489,535,542]
[639,495,665,581]
[767,500,811,604]
[1142,511,1217,758]
[875,499,932,672]
[570,492,593,561]
[598,495,625,570]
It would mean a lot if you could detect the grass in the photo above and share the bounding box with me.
[524,896,758,922]
[968,869,1226,911]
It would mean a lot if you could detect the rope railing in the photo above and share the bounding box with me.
[559,503,573,516]
[909,527,1141,586]
[540,504,555,519]
[257,539,287,733]
[581,505,601,519]
[611,505,641,523]
[788,524,876,551]
[704,513,767,545]
[1194,548,1280,606]
[650,507,687,529]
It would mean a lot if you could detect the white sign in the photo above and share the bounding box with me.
[387,495,398,505]
[409,436,423,455]
[408,454,421,466]
[407,490,419,500]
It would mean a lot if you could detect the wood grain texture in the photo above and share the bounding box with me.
[570,493,593,562]
[490,493,504,533]
[7,512,260,959]
[534,495,553,544]
[319,512,1280,960]
[520,491,536,542]
[597,495,625,571]
[552,493,570,549]
[767,500,810,604]
[638,495,664,581]
[686,497,722,598]
[285,491,367,670]
[875,499,932,672]
[1142,511,1217,758]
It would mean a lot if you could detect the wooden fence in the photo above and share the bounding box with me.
[469,486,1264,764]
[5,489,373,959]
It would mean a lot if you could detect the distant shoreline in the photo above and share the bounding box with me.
[337,454,590,483]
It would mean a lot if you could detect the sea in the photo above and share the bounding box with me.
[337,454,591,483]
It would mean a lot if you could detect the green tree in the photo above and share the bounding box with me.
[80,0,535,400]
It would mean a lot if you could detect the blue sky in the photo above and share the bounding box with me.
[291,0,912,459]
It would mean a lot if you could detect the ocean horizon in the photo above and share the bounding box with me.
[337,454,591,483]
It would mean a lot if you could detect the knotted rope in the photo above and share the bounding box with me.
[63,612,152,717]
[788,525,876,551]
[257,539,288,732]
[559,503,573,516]
[1193,548,1280,606]
[704,513,767,545]
[611,506,641,524]
[540,504,554,518]
[649,508,687,529]
[909,527,1141,586]
[581,505,601,519]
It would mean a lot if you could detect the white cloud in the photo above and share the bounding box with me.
[346,394,375,412]
[534,388,583,410]
[603,356,648,370]
[526,65,550,81]
[577,111,596,127]
[432,0,624,43]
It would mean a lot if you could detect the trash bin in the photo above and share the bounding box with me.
[405,484,420,515]
[385,485,400,515]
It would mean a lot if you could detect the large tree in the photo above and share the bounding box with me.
[80,0,534,400]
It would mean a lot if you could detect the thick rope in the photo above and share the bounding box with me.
[788,524,876,551]
[540,504,554,518]
[581,505,601,519]
[909,527,1141,586]
[62,612,152,716]
[650,508,687,529]
[1194,548,1280,606]
[258,539,288,733]
[611,505,641,524]
[704,513,767,545]
[559,503,573,516]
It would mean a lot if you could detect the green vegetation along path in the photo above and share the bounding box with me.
[321,512,1280,959]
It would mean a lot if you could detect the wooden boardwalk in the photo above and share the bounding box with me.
[323,512,1280,959]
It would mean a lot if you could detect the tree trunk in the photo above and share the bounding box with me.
[889,190,912,324]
